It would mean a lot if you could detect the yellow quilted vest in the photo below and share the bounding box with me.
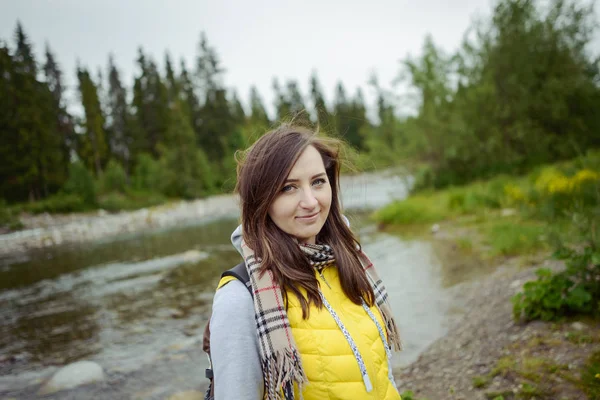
[217,266,401,400]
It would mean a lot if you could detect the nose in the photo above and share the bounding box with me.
[299,187,318,209]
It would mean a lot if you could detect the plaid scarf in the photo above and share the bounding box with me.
[241,240,402,400]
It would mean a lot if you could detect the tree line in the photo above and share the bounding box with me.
[396,0,600,188]
[1,0,599,211]
[0,25,374,208]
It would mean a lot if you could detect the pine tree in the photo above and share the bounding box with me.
[196,33,238,167]
[10,22,67,200]
[164,52,179,105]
[12,22,41,200]
[248,85,270,129]
[0,41,26,201]
[161,101,214,198]
[310,72,331,129]
[42,44,71,192]
[230,90,246,126]
[131,48,170,158]
[106,54,132,176]
[272,78,291,121]
[285,80,306,117]
[348,88,369,150]
[77,65,108,176]
[179,58,201,133]
[44,43,75,170]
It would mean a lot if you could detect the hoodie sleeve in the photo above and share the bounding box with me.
[210,279,264,399]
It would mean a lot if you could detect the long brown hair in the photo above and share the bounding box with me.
[235,123,374,318]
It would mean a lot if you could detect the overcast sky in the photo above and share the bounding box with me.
[1,0,597,117]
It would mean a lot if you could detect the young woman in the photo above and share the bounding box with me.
[209,124,402,400]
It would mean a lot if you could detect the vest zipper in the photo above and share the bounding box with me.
[318,268,332,289]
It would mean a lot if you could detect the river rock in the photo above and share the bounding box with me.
[571,321,587,331]
[38,360,104,395]
[167,390,204,400]
[509,279,521,291]
[501,208,517,217]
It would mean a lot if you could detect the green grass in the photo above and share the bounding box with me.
[480,219,547,256]
[375,174,520,227]
[472,375,491,388]
[399,390,428,400]
[473,355,567,399]
[98,190,167,212]
[580,350,600,399]
[374,193,449,225]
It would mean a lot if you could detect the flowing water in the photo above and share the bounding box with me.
[0,171,482,399]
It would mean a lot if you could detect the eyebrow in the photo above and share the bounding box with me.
[284,172,326,183]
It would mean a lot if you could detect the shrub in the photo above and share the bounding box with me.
[0,200,23,230]
[24,193,87,214]
[529,167,600,220]
[512,245,600,321]
[63,162,97,206]
[101,159,128,193]
[132,153,163,192]
[99,190,167,212]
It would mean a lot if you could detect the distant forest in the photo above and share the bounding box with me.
[1,0,599,212]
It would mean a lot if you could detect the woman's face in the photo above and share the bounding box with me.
[268,145,332,245]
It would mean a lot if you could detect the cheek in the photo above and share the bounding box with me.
[268,197,293,225]
[320,186,333,210]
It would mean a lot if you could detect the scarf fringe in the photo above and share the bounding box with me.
[382,311,403,351]
[263,349,308,400]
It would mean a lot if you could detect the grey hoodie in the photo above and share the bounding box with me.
[210,225,263,399]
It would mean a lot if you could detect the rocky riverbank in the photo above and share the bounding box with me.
[394,254,599,399]
[0,194,239,258]
[0,170,410,259]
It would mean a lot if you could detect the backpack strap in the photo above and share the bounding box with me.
[221,261,252,296]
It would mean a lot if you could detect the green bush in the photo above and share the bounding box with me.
[124,189,167,208]
[512,245,600,321]
[101,159,127,193]
[24,193,87,214]
[97,192,132,212]
[132,153,163,192]
[99,190,167,212]
[63,162,97,206]
[0,200,23,230]
[159,148,215,199]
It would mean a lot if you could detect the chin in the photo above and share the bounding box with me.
[295,228,322,243]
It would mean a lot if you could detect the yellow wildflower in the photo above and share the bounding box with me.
[504,184,525,203]
[535,168,566,193]
[571,169,600,189]
[547,176,571,194]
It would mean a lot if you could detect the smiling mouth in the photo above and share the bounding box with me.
[297,212,319,219]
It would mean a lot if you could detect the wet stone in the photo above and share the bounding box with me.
[38,360,105,395]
